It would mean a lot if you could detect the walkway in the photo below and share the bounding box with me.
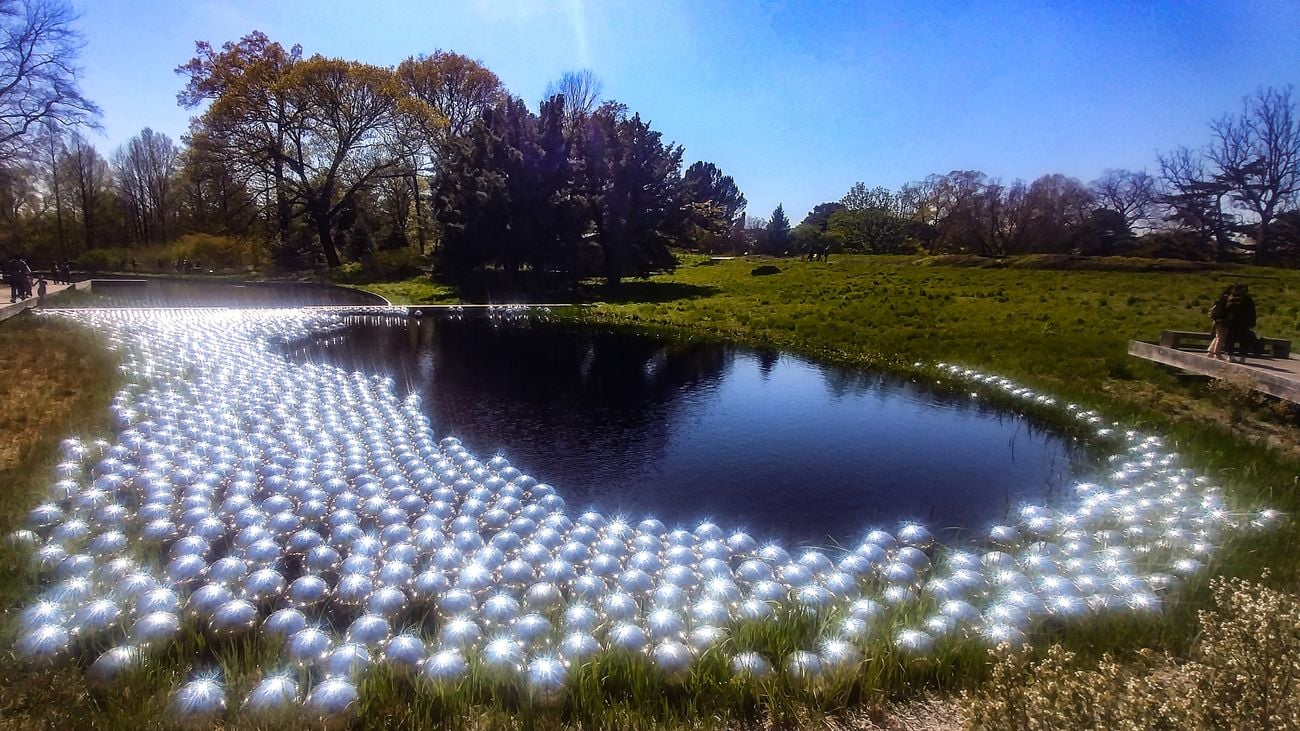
[1128,339,1300,404]
[0,282,80,323]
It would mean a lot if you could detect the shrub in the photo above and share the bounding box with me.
[167,233,254,270]
[75,247,130,272]
[330,248,429,283]
[966,576,1300,730]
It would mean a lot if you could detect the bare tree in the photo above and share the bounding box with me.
[0,0,99,164]
[1207,86,1300,263]
[112,128,179,244]
[64,131,107,248]
[1158,146,1237,260]
[37,117,63,246]
[545,70,602,127]
[1090,168,1156,231]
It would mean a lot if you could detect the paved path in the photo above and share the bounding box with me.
[0,282,79,323]
[1128,339,1300,404]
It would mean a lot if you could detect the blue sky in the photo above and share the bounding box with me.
[77,0,1298,223]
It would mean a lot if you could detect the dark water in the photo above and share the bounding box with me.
[295,315,1088,547]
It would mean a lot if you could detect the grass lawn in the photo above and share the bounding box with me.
[580,255,1300,431]
[342,277,459,305]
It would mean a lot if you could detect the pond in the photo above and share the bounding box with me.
[293,314,1090,547]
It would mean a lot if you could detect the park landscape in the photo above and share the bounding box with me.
[2,1,1300,729]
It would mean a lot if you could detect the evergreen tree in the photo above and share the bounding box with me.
[681,161,746,251]
[766,203,791,254]
[583,105,685,287]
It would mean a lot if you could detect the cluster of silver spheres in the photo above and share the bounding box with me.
[11,308,1278,726]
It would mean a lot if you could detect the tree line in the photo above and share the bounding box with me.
[750,86,1298,266]
[0,0,1296,279]
[0,6,748,288]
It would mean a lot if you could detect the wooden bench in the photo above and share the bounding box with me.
[1160,330,1291,358]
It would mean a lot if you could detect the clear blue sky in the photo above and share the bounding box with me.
[76,0,1299,223]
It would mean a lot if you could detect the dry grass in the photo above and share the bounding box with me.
[0,313,121,727]
[965,576,1300,730]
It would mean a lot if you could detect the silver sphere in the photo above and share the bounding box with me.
[785,650,822,681]
[16,624,70,665]
[731,651,773,679]
[130,610,182,646]
[264,608,308,639]
[304,678,358,726]
[652,640,693,679]
[287,628,333,668]
[422,648,468,685]
[171,677,226,728]
[325,643,372,677]
[209,599,258,637]
[381,634,426,671]
[242,676,300,717]
[87,645,144,689]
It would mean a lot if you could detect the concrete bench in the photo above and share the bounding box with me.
[1160,330,1291,358]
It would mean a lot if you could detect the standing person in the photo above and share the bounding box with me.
[15,257,32,299]
[1223,284,1257,363]
[3,255,16,302]
[1206,287,1231,359]
[36,276,47,306]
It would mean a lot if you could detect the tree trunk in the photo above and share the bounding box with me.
[312,205,341,268]
[411,172,427,254]
[602,235,624,290]
[275,157,290,242]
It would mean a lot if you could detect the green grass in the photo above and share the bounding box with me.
[347,277,459,305]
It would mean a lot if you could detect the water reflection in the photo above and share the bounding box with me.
[294,316,1087,547]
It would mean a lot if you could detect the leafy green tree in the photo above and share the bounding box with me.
[793,201,842,255]
[826,207,910,253]
[841,182,897,212]
[177,31,303,246]
[827,184,910,253]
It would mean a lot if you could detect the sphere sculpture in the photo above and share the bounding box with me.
[12,308,1268,723]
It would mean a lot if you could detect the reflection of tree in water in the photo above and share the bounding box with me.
[295,315,1089,546]
[305,317,732,509]
[820,366,881,400]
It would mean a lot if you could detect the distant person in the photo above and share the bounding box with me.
[1206,287,1230,360]
[130,257,137,273]
[4,255,17,302]
[15,257,32,299]
[1223,284,1257,363]
[36,276,47,306]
